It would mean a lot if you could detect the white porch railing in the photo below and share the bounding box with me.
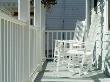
[0,11,45,82]
[45,30,74,59]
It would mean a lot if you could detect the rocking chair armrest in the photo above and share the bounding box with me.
[63,40,85,44]
[55,40,80,44]
[55,40,85,44]
[71,41,86,46]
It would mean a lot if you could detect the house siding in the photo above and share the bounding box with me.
[46,0,86,30]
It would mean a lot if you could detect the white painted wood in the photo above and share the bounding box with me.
[34,0,41,27]
[45,30,74,59]
[0,13,2,82]
[22,26,25,82]
[0,9,44,82]
[104,0,108,33]
[11,22,13,82]
[41,5,46,30]
[4,20,6,82]
[52,32,54,58]
[85,0,90,40]
[7,21,10,82]
[10,22,12,82]
[18,0,30,24]
[34,0,45,68]
[47,32,49,58]
[101,0,108,71]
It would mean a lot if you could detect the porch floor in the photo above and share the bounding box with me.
[34,60,110,82]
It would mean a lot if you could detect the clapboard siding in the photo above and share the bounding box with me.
[46,0,86,30]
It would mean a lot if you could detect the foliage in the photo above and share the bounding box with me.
[41,0,57,9]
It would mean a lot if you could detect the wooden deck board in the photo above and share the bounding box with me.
[34,61,109,82]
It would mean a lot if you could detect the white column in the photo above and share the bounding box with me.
[41,5,46,30]
[18,0,30,80]
[86,0,90,38]
[34,0,41,27]
[18,0,30,24]
[41,5,46,61]
[104,0,108,32]
[0,14,2,82]
[34,0,43,70]
[102,0,108,71]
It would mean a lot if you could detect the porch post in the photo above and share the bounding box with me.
[85,0,90,39]
[18,0,30,80]
[41,5,46,61]
[34,0,41,27]
[34,0,43,70]
[102,0,108,71]
[41,5,46,30]
[34,0,46,29]
[18,0,30,24]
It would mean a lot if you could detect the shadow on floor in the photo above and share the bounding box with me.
[34,60,109,82]
[86,70,109,82]
[34,60,48,82]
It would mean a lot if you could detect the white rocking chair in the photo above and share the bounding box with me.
[54,20,86,72]
[67,13,101,76]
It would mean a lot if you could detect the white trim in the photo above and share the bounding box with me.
[18,0,30,24]
[106,0,109,32]
[0,12,2,82]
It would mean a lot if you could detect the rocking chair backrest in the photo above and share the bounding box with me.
[73,20,85,42]
[85,13,101,52]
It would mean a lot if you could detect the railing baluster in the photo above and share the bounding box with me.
[33,30,35,70]
[47,32,49,59]
[61,32,63,40]
[21,26,22,81]
[22,26,24,81]
[15,23,17,82]
[0,16,2,82]
[16,24,18,82]
[7,20,8,82]
[52,32,53,59]
[0,18,3,81]
[9,21,11,82]
[4,20,6,82]
[66,32,67,40]
[11,22,14,82]
[7,20,9,82]
[70,32,72,40]
[29,26,30,76]
[6,20,8,82]
[56,32,58,40]
[45,30,74,59]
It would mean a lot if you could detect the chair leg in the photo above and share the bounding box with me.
[56,55,60,72]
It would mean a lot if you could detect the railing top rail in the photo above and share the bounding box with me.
[29,25,40,31]
[45,30,75,32]
[0,10,26,26]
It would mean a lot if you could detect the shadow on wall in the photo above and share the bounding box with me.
[103,33,110,77]
[104,48,110,77]
[93,42,102,70]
